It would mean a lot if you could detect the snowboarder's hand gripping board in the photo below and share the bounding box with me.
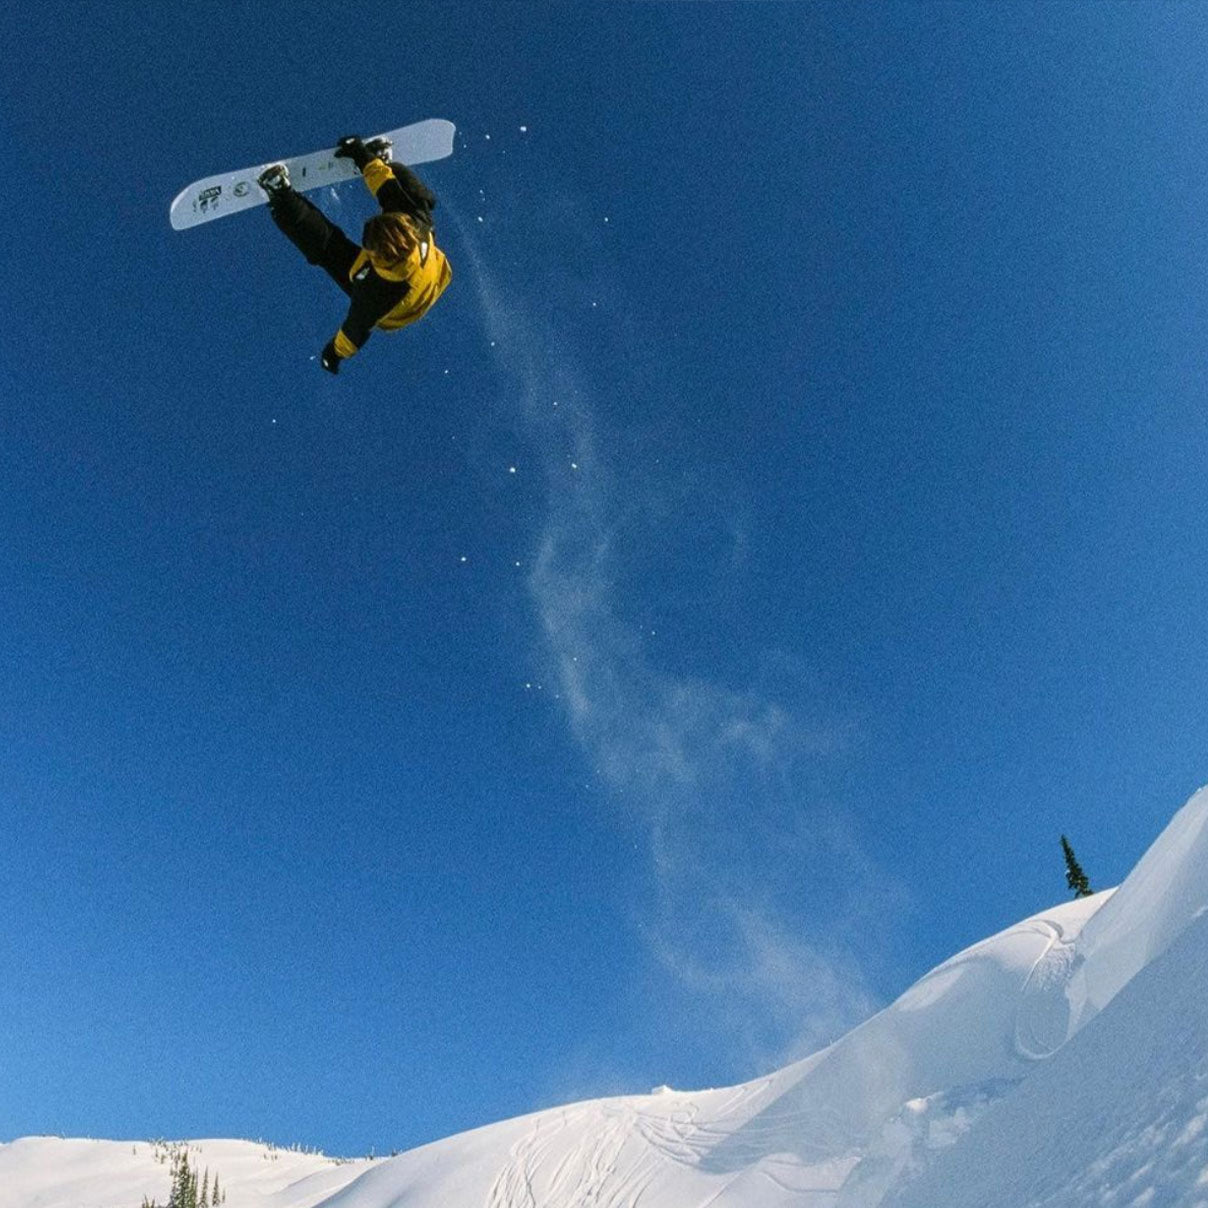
[169,119,455,230]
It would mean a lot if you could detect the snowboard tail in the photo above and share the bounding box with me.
[169,118,456,231]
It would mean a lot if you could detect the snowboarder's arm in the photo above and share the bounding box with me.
[330,306,376,362]
[328,328,365,363]
[362,158,436,222]
[334,136,436,220]
[328,270,411,361]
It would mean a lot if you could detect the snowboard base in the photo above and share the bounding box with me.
[169,119,456,231]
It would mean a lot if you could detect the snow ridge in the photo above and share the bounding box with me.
[5,786,1208,1208]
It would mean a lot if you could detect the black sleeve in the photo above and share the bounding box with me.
[375,162,437,220]
[340,274,411,352]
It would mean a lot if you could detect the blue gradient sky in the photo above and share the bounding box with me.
[4,0,1208,1158]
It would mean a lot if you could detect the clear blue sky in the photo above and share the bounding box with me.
[3,0,1208,1159]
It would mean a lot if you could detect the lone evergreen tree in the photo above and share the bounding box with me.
[1061,834,1093,898]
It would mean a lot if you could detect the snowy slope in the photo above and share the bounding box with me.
[0,1138,376,1208]
[5,786,1207,1208]
[298,891,1107,1208]
[885,905,1208,1207]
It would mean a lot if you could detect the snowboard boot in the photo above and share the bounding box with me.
[257,163,292,198]
[364,137,393,163]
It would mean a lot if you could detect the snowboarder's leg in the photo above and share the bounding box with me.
[266,189,360,296]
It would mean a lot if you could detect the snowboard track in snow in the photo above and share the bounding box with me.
[1012,918,1077,1061]
[482,1081,815,1208]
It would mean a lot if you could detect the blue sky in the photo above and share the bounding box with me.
[4,0,1208,1159]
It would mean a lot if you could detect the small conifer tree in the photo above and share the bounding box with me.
[1061,834,1093,898]
[168,1151,199,1208]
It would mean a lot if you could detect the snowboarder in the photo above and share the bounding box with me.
[258,135,452,374]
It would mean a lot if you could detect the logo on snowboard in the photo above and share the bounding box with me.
[197,185,223,213]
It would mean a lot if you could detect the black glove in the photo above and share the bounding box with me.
[320,340,342,374]
[334,135,373,172]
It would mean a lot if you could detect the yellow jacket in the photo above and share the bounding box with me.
[331,158,452,360]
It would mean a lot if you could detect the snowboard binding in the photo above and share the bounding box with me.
[334,135,395,173]
[364,137,393,163]
[257,163,292,197]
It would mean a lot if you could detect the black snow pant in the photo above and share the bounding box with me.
[268,189,360,297]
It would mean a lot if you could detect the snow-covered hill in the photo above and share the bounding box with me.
[0,1138,376,1208]
[7,786,1208,1207]
[885,904,1208,1207]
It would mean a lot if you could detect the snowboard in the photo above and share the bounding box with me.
[169,118,456,231]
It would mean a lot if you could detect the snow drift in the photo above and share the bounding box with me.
[6,785,1208,1207]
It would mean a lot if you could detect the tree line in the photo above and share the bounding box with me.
[142,1149,225,1208]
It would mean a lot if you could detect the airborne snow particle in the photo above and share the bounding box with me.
[520,125,528,132]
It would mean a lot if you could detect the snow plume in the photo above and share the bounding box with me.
[456,219,884,1071]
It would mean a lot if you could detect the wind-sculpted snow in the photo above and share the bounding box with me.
[1006,785,1208,1061]
[1064,784,1208,1033]
[879,784,1208,1206]
[884,905,1208,1208]
[6,786,1208,1208]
